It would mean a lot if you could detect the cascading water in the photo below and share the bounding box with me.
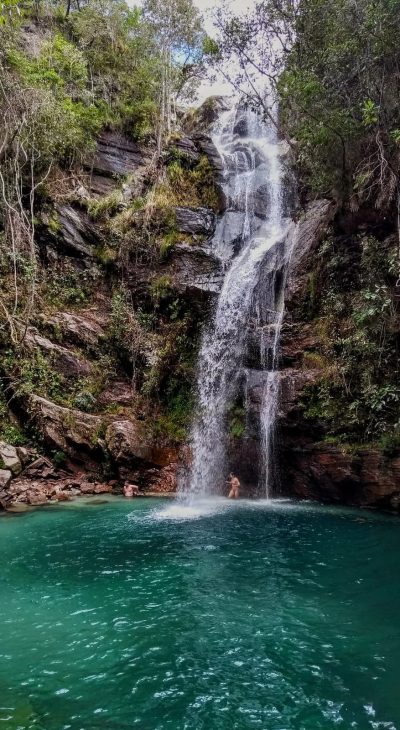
[185,99,292,498]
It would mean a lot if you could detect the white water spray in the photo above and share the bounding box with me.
[185,100,292,497]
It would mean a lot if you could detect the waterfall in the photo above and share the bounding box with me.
[185,100,292,498]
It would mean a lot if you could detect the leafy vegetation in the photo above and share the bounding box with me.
[300,234,400,444]
[0,0,205,343]
[211,0,400,204]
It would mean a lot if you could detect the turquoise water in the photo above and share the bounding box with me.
[0,497,399,730]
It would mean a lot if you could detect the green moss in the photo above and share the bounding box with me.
[152,391,194,444]
[229,406,246,439]
[87,190,124,220]
[149,275,173,302]
[9,350,65,403]
[0,388,29,446]
[0,424,28,446]
[44,267,90,307]
[378,431,400,457]
[47,213,60,234]
[52,450,67,468]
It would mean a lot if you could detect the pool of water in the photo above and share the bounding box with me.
[0,497,399,729]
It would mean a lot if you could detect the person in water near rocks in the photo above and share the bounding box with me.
[123,483,139,498]
[228,473,240,499]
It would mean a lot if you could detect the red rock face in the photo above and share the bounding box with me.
[279,442,400,511]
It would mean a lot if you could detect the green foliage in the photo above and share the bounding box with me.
[7,34,88,90]
[0,423,27,446]
[164,154,220,211]
[72,390,97,413]
[300,233,400,442]
[149,275,173,302]
[0,0,21,26]
[11,350,64,402]
[216,0,400,202]
[378,431,400,457]
[106,288,146,371]
[44,267,91,307]
[202,35,220,57]
[152,389,193,443]
[52,450,67,467]
[0,388,28,445]
[361,99,379,127]
[87,190,124,220]
[229,406,246,439]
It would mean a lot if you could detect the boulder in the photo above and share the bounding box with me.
[79,482,96,494]
[0,442,21,476]
[16,446,35,467]
[0,470,12,490]
[22,456,55,480]
[97,381,134,409]
[94,483,113,494]
[56,491,71,502]
[26,489,48,505]
[185,96,231,135]
[175,207,216,237]
[29,396,104,455]
[145,463,178,493]
[46,309,107,350]
[105,420,151,465]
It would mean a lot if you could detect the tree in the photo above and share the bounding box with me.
[143,0,204,154]
[208,0,400,207]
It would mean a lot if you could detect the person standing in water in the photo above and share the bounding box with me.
[228,473,240,499]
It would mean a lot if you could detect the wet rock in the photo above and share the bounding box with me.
[0,470,12,489]
[0,442,22,476]
[143,464,178,494]
[185,96,231,134]
[79,482,95,494]
[56,491,71,502]
[175,207,216,237]
[192,133,224,177]
[170,242,223,294]
[280,322,320,367]
[281,443,400,510]
[233,116,248,137]
[6,503,33,513]
[285,199,337,308]
[217,211,245,249]
[26,489,47,505]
